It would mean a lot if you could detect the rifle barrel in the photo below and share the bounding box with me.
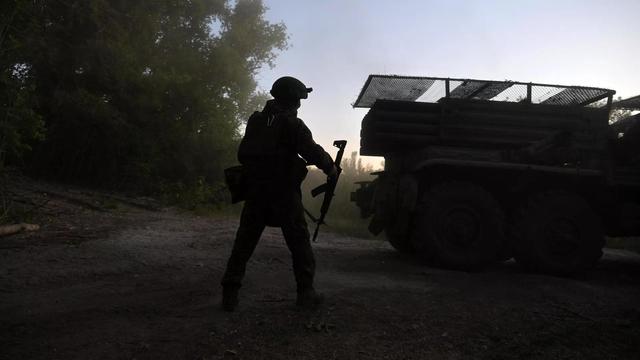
[312,223,321,242]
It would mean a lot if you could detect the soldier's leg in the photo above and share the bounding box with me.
[280,192,316,292]
[221,200,266,289]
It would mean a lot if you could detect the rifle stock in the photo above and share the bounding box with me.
[311,183,328,198]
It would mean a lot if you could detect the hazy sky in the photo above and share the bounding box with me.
[255,0,640,165]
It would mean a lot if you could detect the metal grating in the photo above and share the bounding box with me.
[449,80,485,99]
[447,80,514,100]
[353,75,615,108]
[540,87,610,106]
[530,85,564,104]
[472,82,514,100]
[354,76,435,108]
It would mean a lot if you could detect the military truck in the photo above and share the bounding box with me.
[350,75,640,274]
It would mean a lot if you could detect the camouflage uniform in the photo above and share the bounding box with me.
[221,99,334,295]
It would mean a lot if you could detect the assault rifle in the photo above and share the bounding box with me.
[309,140,347,242]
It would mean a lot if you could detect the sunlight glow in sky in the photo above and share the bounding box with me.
[256,0,640,167]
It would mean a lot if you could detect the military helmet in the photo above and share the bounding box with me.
[270,76,313,100]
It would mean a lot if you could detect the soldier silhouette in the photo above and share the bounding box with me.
[221,76,337,311]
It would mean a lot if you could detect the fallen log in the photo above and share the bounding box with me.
[0,223,40,237]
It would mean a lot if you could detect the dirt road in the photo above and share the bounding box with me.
[2,197,640,359]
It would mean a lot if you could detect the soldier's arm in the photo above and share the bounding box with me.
[294,119,334,174]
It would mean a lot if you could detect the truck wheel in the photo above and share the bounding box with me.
[412,182,506,269]
[511,191,604,275]
[386,228,414,253]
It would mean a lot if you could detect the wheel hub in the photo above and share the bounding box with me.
[544,218,581,256]
[442,208,480,247]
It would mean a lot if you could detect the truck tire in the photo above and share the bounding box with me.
[511,191,604,275]
[386,228,414,253]
[411,182,506,269]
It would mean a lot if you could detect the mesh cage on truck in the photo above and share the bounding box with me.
[353,75,615,108]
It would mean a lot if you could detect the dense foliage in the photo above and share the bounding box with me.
[0,0,286,192]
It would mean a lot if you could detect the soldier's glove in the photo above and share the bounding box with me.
[326,164,338,182]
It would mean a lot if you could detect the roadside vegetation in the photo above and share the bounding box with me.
[0,0,379,242]
[301,151,382,239]
[1,0,286,198]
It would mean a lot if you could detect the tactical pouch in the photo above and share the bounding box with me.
[224,165,247,203]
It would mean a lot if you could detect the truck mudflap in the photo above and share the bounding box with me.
[351,172,419,236]
[351,180,376,218]
[351,179,384,234]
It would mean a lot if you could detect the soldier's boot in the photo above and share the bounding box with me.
[222,286,239,312]
[296,288,324,309]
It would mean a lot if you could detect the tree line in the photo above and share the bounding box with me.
[1,0,287,194]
